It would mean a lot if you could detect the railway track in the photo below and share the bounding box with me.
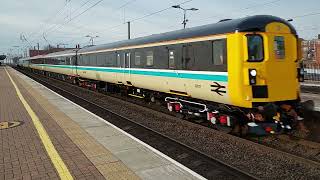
[15,67,320,179]
[15,68,257,179]
[301,85,320,94]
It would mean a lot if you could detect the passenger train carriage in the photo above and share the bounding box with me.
[19,15,307,134]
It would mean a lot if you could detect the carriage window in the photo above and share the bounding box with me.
[274,36,285,59]
[90,55,97,66]
[71,56,76,65]
[97,54,105,66]
[146,51,154,66]
[169,50,175,69]
[212,39,227,65]
[135,52,141,66]
[83,55,89,65]
[58,57,66,65]
[77,56,81,65]
[247,35,264,62]
[66,57,71,65]
[106,54,116,67]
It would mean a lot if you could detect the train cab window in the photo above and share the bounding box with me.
[274,36,285,59]
[146,51,154,66]
[169,50,175,69]
[212,39,227,65]
[134,52,141,66]
[247,35,264,62]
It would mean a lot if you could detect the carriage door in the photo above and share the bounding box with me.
[72,55,78,75]
[116,53,123,84]
[167,48,187,94]
[116,52,130,84]
[124,52,131,85]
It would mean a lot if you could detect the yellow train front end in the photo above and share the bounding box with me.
[228,22,300,108]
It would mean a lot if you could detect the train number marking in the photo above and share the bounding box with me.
[210,82,226,96]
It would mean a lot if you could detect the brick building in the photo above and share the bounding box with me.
[302,38,320,64]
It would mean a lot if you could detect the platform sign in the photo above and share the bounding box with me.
[0,121,22,130]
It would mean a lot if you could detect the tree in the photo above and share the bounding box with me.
[0,55,6,60]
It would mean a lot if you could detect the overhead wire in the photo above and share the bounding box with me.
[29,0,97,44]
[53,0,138,43]
[27,0,320,50]
[292,11,320,19]
[63,0,192,46]
[29,0,292,49]
[191,0,284,25]
[91,0,279,45]
[27,0,72,40]
[117,0,138,9]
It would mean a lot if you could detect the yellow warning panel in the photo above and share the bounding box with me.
[0,121,22,130]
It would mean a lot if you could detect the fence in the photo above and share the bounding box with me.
[303,61,320,82]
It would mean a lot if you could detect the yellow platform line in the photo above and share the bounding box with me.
[5,68,73,180]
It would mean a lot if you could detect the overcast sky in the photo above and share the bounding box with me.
[1,0,320,56]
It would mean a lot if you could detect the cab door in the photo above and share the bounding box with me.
[265,34,298,101]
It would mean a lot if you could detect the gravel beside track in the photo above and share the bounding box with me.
[17,68,320,179]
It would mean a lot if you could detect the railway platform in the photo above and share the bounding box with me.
[0,66,204,180]
[301,93,320,111]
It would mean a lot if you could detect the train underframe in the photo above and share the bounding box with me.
[22,66,314,136]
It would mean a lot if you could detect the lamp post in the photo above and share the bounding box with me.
[85,35,99,46]
[172,5,199,29]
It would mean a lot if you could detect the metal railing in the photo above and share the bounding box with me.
[303,61,320,82]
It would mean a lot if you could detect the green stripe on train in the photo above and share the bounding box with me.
[33,64,228,82]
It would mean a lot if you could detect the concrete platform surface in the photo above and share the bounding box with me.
[301,93,320,111]
[0,66,204,180]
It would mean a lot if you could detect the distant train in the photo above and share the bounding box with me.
[19,15,308,135]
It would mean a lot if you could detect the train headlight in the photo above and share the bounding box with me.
[249,69,257,85]
[250,69,257,77]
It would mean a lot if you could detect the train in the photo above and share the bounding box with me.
[19,15,310,135]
